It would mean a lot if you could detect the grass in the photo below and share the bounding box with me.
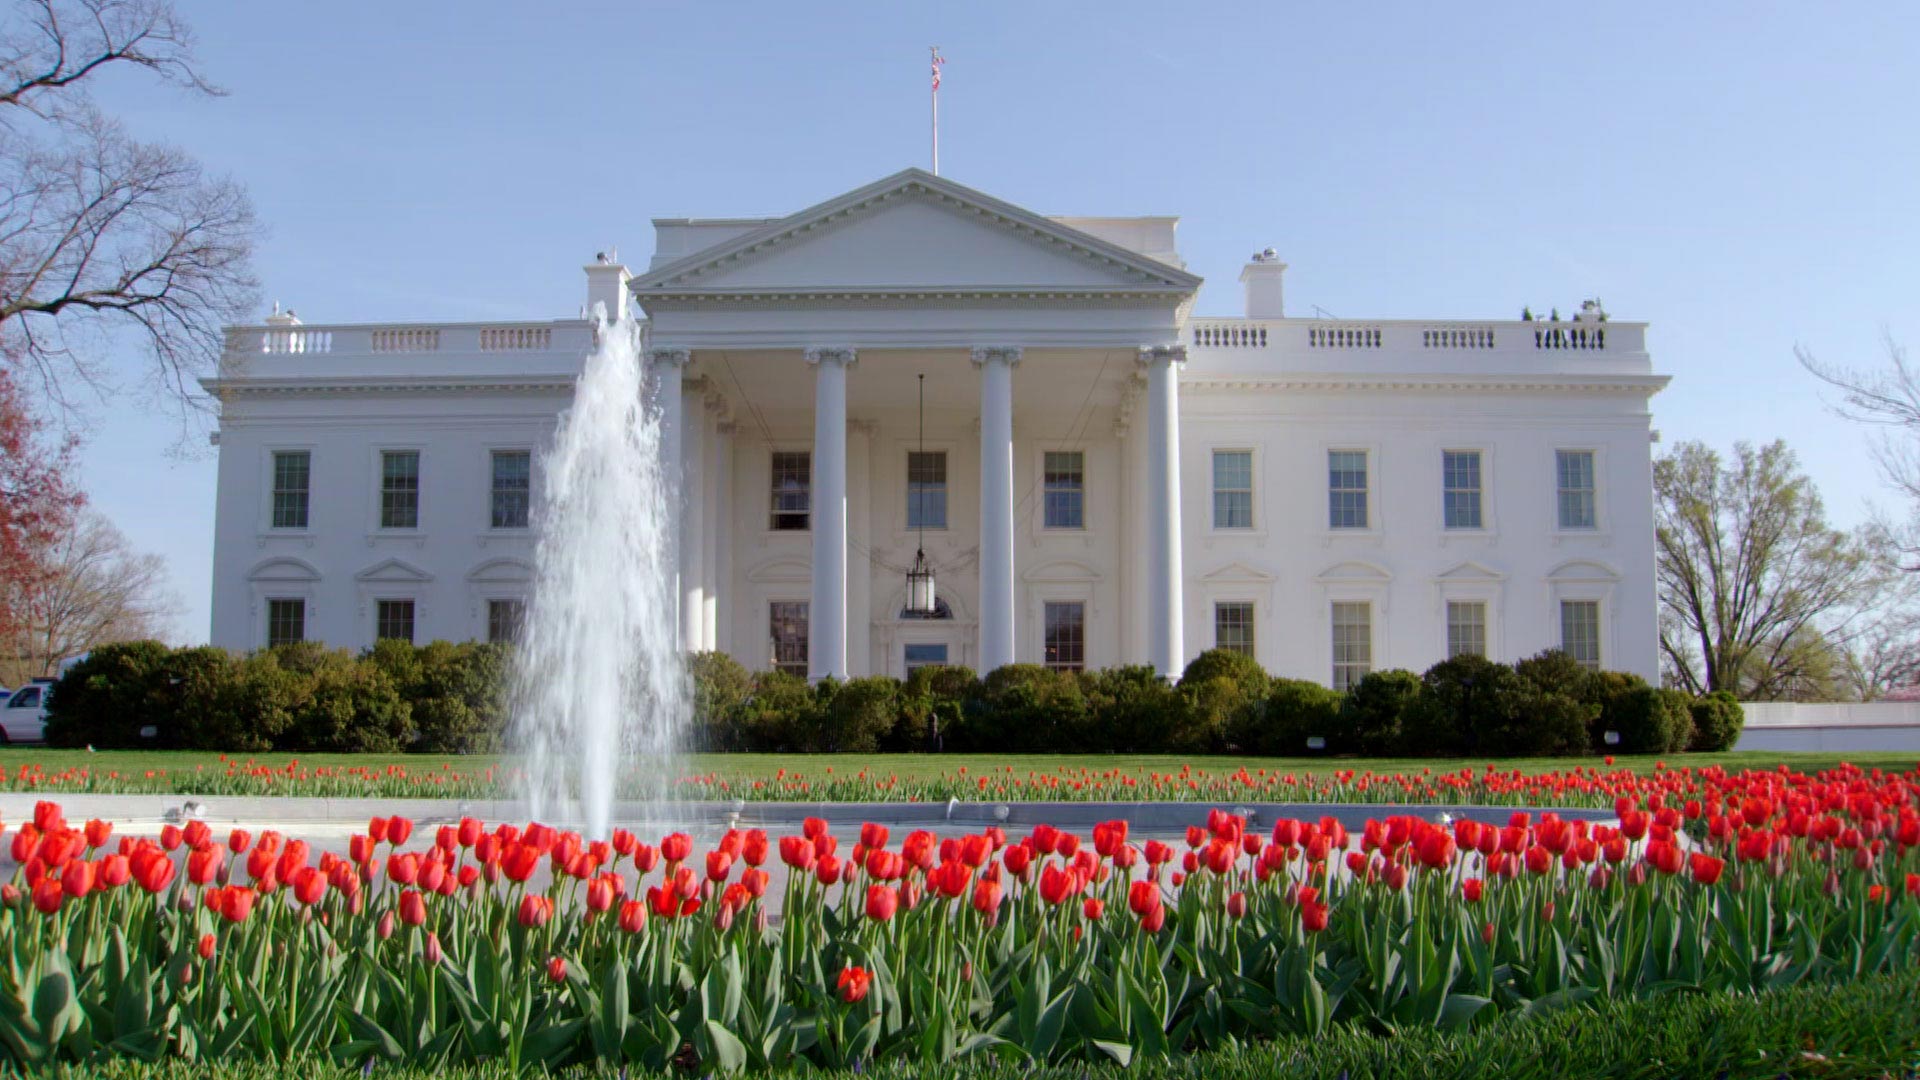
[0,747,1915,805]
[27,967,1920,1077]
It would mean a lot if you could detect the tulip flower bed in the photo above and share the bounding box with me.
[3,750,1915,808]
[3,765,1920,1073]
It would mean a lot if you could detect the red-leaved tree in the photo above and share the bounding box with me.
[0,367,82,641]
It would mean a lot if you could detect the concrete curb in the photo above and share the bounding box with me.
[1,792,1614,831]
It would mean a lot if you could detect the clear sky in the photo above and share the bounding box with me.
[64,1,1920,642]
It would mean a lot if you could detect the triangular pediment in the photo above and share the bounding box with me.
[1434,560,1505,582]
[634,169,1201,299]
[1315,560,1393,584]
[1200,561,1276,585]
[355,558,434,584]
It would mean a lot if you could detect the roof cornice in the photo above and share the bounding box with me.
[1180,374,1672,396]
[199,374,574,397]
[632,168,1203,297]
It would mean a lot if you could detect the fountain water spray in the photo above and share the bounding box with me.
[511,305,686,837]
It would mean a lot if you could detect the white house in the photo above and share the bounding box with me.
[205,168,1667,687]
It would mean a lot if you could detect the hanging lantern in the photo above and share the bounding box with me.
[906,547,937,616]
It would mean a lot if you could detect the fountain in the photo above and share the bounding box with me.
[511,305,686,837]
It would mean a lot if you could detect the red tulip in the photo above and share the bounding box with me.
[31,879,62,914]
[1039,864,1076,906]
[1225,892,1246,919]
[660,833,692,864]
[837,964,872,1004]
[1689,852,1725,886]
[971,878,1003,916]
[517,894,552,929]
[803,817,828,840]
[197,933,216,960]
[293,866,326,906]
[546,956,567,983]
[586,877,615,915]
[866,884,899,922]
[60,858,94,900]
[399,889,427,927]
[860,823,889,851]
[502,844,540,883]
[1141,905,1167,933]
[742,830,769,867]
[99,854,130,889]
[159,825,182,851]
[220,887,256,923]
[1462,878,1484,903]
[387,817,414,847]
[816,855,842,886]
[1128,879,1162,918]
[619,899,647,934]
[85,819,112,849]
[1083,897,1106,921]
[424,931,444,965]
[188,844,226,886]
[706,850,734,883]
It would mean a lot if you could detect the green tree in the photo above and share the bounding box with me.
[1654,440,1884,698]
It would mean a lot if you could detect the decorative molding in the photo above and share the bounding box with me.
[646,346,691,368]
[969,345,1023,368]
[639,287,1195,307]
[354,558,434,583]
[1136,344,1188,367]
[1180,374,1670,396]
[1113,372,1146,436]
[201,376,575,398]
[803,346,857,368]
[246,556,322,582]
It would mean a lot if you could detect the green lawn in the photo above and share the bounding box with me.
[1,747,1913,806]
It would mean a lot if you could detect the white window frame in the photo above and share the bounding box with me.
[905,448,950,532]
[1545,560,1620,672]
[486,446,534,532]
[1553,447,1605,535]
[1209,447,1258,532]
[767,448,813,535]
[1441,448,1489,532]
[1444,599,1488,660]
[767,598,810,676]
[1040,598,1088,673]
[261,444,317,536]
[374,597,418,644]
[1558,598,1604,670]
[1432,564,1504,665]
[1329,600,1374,692]
[264,596,308,648]
[1315,561,1391,688]
[1213,600,1257,658]
[1040,448,1088,532]
[485,597,528,644]
[1325,446,1376,532]
[369,445,425,536]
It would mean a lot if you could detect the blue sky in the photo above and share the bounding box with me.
[67,2,1920,641]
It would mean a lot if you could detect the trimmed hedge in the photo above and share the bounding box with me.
[34,966,1920,1078]
[42,641,1741,760]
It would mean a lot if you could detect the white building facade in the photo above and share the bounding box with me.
[206,169,1667,687]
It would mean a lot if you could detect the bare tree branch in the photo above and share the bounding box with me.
[0,506,177,685]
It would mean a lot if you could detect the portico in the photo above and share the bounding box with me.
[630,168,1201,680]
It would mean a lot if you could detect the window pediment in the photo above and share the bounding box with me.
[1434,560,1505,583]
[1022,559,1101,584]
[247,557,321,583]
[1546,559,1620,584]
[466,558,532,584]
[1200,561,1276,585]
[746,557,812,584]
[1315,560,1393,585]
[355,558,434,584]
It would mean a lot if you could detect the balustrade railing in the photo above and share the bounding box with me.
[1185,316,1631,358]
[480,326,552,351]
[370,328,441,352]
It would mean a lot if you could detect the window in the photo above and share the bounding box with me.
[266,599,305,647]
[1446,600,1487,659]
[1214,601,1255,657]
[487,599,526,644]
[1557,450,1597,529]
[904,643,948,673]
[376,599,416,643]
[271,451,310,530]
[1328,450,1369,529]
[770,601,809,675]
[1212,450,1253,529]
[381,451,420,529]
[906,451,947,529]
[9,687,41,709]
[1443,451,1483,529]
[1330,601,1372,691]
[1043,451,1085,529]
[491,451,531,529]
[1043,601,1085,672]
[770,453,811,531]
[1561,600,1601,670]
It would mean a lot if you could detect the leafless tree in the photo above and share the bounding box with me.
[1798,337,1920,566]
[0,507,176,685]
[0,0,257,416]
[1655,439,1889,698]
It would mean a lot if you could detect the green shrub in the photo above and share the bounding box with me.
[896,665,976,751]
[965,665,1089,752]
[1340,669,1421,756]
[1591,672,1660,753]
[1512,648,1591,701]
[1527,692,1599,757]
[405,641,507,753]
[271,643,413,753]
[687,650,754,751]
[1176,649,1268,754]
[1255,678,1344,756]
[1655,687,1696,752]
[1690,689,1745,751]
[43,640,194,749]
[1403,654,1525,756]
[738,670,819,751]
[1081,665,1180,753]
[821,676,900,752]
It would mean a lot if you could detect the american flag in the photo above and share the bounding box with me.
[930,47,944,92]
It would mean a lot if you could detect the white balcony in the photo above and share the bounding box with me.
[215,319,597,384]
[1183,316,1651,378]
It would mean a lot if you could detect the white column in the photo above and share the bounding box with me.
[973,346,1020,673]
[679,385,706,653]
[712,420,735,655]
[848,420,874,676]
[1139,345,1186,677]
[806,347,855,681]
[648,347,690,648]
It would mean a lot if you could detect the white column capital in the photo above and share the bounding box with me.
[1136,344,1188,367]
[647,346,691,367]
[804,346,857,368]
[971,345,1023,367]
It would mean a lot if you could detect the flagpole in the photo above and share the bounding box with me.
[930,46,942,175]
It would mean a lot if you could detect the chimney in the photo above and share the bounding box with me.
[583,252,631,322]
[1240,249,1287,319]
